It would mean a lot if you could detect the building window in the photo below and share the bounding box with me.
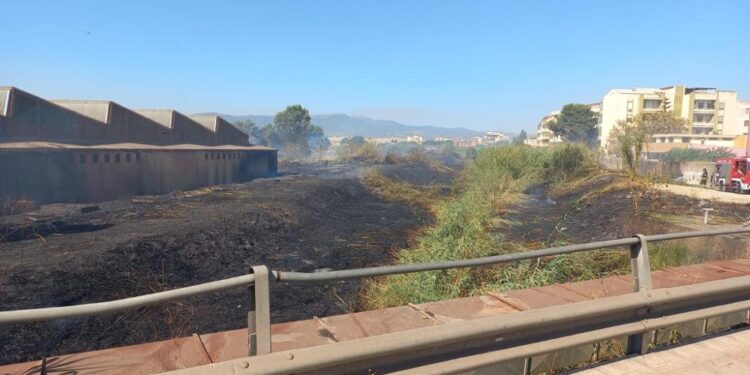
[643,99,661,109]
[222,153,226,160]
[718,115,724,123]
[693,113,714,123]
[205,153,209,160]
[104,154,110,163]
[115,154,121,162]
[80,154,86,164]
[126,153,131,162]
[136,153,141,162]
[694,100,715,110]
[92,154,99,163]
[627,100,633,110]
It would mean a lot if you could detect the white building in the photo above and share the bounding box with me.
[535,111,562,146]
[524,134,539,147]
[366,137,401,145]
[600,86,749,148]
[406,135,424,144]
[483,131,508,144]
[651,133,736,148]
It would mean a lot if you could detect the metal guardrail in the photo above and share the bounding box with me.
[3,227,750,367]
[168,276,750,375]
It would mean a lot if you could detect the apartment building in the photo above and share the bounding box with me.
[535,111,562,146]
[600,86,749,148]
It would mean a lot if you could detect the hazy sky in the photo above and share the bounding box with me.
[3,0,749,133]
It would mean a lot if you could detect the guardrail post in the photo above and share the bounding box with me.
[630,234,653,292]
[626,234,653,355]
[248,265,272,356]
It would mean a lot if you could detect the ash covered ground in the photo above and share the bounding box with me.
[0,162,442,364]
[4,160,750,365]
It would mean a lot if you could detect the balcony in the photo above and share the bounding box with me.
[692,123,714,129]
[693,107,715,113]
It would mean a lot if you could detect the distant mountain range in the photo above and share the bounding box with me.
[197,113,489,140]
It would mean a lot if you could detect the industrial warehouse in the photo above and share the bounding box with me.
[0,86,277,204]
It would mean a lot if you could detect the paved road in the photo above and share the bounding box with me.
[660,184,750,204]
[577,328,750,374]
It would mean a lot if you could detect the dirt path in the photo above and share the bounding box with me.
[0,165,434,365]
[658,184,750,204]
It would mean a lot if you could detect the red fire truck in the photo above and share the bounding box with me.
[713,157,750,193]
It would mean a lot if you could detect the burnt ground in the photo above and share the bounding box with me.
[4,163,749,366]
[504,173,750,246]
[0,163,440,365]
[377,163,457,186]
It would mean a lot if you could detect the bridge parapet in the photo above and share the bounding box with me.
[3,228,750,374]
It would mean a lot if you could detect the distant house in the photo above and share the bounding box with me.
[406,135,424,144]
[483,131,508,144]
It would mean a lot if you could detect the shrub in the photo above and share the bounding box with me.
[660,148,734,163]
[337,141,382,163]
[352,142,381,163]
[0,196,34,216]
[366,144,601,308]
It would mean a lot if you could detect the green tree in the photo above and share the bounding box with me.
[308,126,331,157]
[513,129,528,145]
[634,109,688,159]
[548,104,599,146]
[635,109,688,137]
[260,105,326,158]
[233,119,264,144]
[607,120,647,176]
[274,105,313,154]
[234,119,255,132]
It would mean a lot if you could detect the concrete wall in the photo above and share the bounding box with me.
[53,101,174,145]
[215,117,250,146]
[0,88,9,116]
[633,160,715,185]
[106,102,173,145]
[0,87,250,147]
[0,148,278,204]
[173,112,218,145]
[0,87,108,144]
[190,115,250,146]
[134,110,219,145]
[674,161,715,185]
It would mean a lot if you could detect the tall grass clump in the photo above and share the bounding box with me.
[366,144,600,308]
[363,170,441,210]
[0,196,34,216]
[337,141,382,163]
